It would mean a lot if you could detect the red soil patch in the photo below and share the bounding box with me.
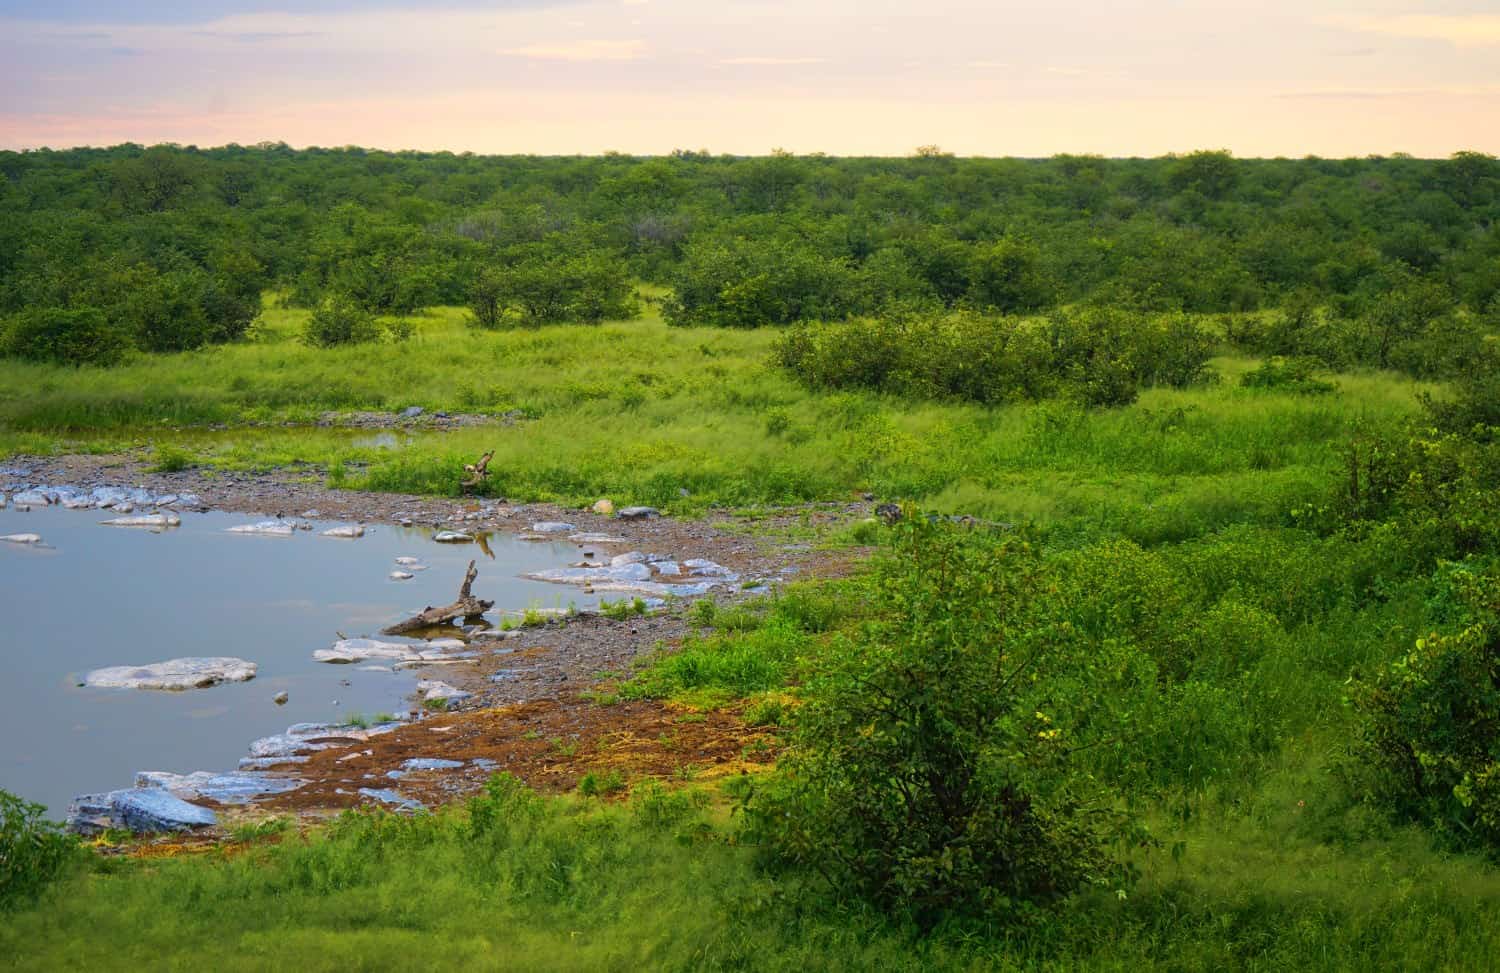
[254,697,777,814]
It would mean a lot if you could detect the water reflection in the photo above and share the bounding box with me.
[0,504,597,815]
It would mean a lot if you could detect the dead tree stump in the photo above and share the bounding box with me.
[462,450,494,493]
[381,559,494,635]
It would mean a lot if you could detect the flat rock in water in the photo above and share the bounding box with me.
[1,533,42,544]
[99,513,180,529]
[618,506,661,520]
[569,532,627,544]
[226,520,295,536]
[82,657,257,691]
[394,556,424,566]
[530,521,576,533]
[12,490,50,506]
[313,637,469,665]
[432,530,473,543]
[67,787,217,834]
[390,570,414,580]
[321,525,365,538]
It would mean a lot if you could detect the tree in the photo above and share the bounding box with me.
[749,518,1136,925]
[1167,149,1238,200]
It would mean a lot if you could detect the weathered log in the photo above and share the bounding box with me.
[381,559,494,635]
[461,450,494,492]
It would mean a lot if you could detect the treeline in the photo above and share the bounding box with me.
[2,144,1498,362]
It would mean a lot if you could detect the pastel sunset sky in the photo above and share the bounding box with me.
[2,0,1497,156]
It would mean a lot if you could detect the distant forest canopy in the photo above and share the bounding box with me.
[1,143,1498,362]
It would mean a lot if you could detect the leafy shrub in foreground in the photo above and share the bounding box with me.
[1346,565,1500,850]
[1,307,130,366]
[748,517,1138,926]
[0,790,77,911]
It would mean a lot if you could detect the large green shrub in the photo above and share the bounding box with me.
[664,238,857,327]
[0,790,77,911]
[0,307,130,366]
[775,307,1214,408]
[468,253,636,328]
[1347,566,1500,849]
[748,517,1137,926]
[301,294,382,348]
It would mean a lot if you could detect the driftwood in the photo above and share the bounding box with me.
[381,559,494,635]
[461,450,494,492]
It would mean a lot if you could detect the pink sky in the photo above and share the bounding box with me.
[2,1,1498,156]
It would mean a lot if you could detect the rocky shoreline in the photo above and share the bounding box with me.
[1,453,867,839]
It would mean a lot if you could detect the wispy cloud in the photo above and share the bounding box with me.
[501,38,645,60]
[188,29,322,42]
[1344,14,1500,48]
[720,55,826,65]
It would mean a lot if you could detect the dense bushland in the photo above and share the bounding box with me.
[4,145,1500,359]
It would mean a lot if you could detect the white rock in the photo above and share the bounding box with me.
[1,533,42,545]
[390,570,414,580]
[568,533,627,544]
[226,521,295,536]
[394,556,423,566]
[321,525,365,538]
[12,490,49,506]
[417,680,471,703]
[530,521,576,533]
[100,513,180,529]
[82,657,258,691]
[432,530,473,543]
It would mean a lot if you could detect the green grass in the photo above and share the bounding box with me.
[5,776,1500,971]
[5,302,1493,968]
[0,302,1432,544]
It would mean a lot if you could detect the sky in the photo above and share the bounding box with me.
[1,0,1497,157]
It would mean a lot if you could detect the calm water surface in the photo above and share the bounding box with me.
[0,505,596,815]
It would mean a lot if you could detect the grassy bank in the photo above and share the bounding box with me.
[0,303,1428,545]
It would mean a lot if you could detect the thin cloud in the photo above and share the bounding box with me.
[720,56,826,65]
[1345,14,1500,48]
[188,30,322,42]
[501,38,646,61]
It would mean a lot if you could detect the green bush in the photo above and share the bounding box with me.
[1241,357,1337,395]
[302,294,382,348]
[774,306,1215,408]
[467,253,637,328]
[1,307,130,366]
[0,790,77,911]
[665,238,858,327]
[748,518,1137,926]
[1347,566,1500,849]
